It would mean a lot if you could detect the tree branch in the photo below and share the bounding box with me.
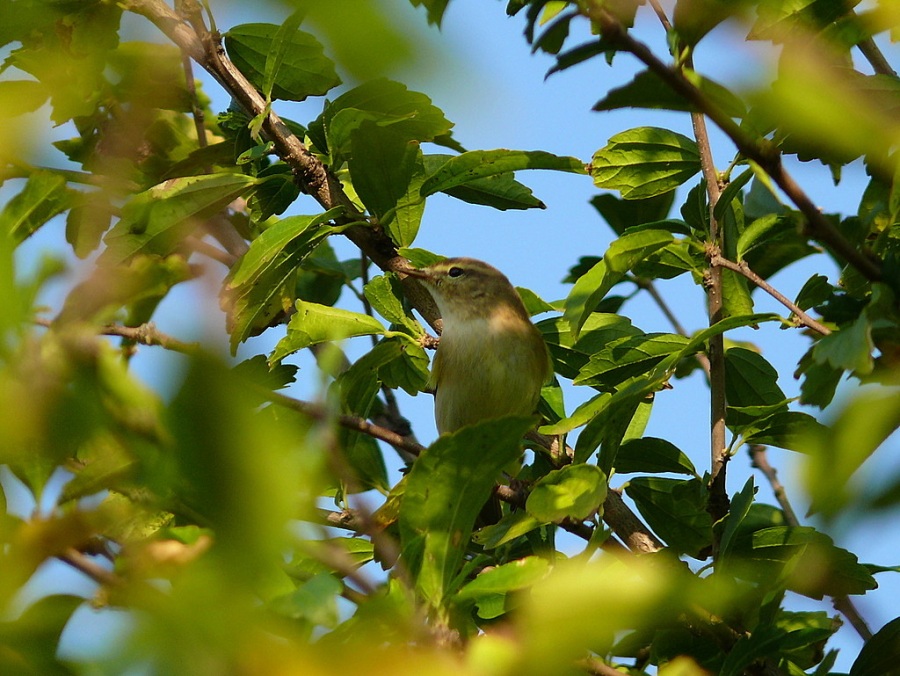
[689,81,731,529]
[587,3,883,283]
[35,318,201,355]
[122,0,441,327]
[710,253,832,336]
[58,548,120,588]
[261,387,426,459]
[749,445,873,642]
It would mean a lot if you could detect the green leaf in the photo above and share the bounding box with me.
[625,477,713,558]
[102,174,257,265]
[812,313,874,374]
[526,464,607,522]
[223,208,342,353]
[423,154,545,210]
[577,396,645,470]
[363,273,421,333]
[0,170,73,244]
[419,149,585,197]
[537,313,641,380]
[0,79,48,118]
[472,510,544,549]
[377,337,430,396]
[575,333,690,388]
[271,300,385,362]
[724,347,787,408]
[750,0,854,40]
[718,477,757,562]
[591,127,701,199]
[66,190,114,258]
[310,78,453,155]
[455,556,551,619]
[252,164,301,220]
[408,0,451,26]
[803,389,900,518]
[743,526,877,598]
[563,230,672,337]
[794,274,833,311]
[615,437,697,476]
[721,267,755,318]
[590,191,676,236]
[269,573,342,627]
[349,121,421,222]
[594,69,746,118]
[388,151,427,246]
[743,410,829,452]
[713,167,754,224]
[223,23,340,101]
[399,416,536,612]
[850,616,900,676]
[543,314,781,436]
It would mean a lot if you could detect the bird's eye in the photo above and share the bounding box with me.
[448,266,465,278]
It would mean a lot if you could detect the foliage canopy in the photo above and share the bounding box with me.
[1,0,899,674]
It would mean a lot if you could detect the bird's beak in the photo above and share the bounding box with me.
[400,266,431,281]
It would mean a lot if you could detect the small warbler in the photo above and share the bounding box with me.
[405,257,552,435]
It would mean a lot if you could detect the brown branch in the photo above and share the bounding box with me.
[857,37,896,76]
[261,387,426,458]
[710,254,832,336]
[580,657,630,676]
[748,445,801,527]
[184,235,238,266]
[688,83,730,529]
[122,0,442,327]
[35,318,201,355]
[604,488,663,554]
[748,445,873,642]
[58,548,120,587]
[587,3,883,283]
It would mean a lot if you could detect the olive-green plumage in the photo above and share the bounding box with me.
[407,258,552,434]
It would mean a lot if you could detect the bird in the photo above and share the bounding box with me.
[404,257,552,435]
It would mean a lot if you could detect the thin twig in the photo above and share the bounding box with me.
[122,0,442,326]
[180,50,208,148]
[185,235,238,267]
[261,387,426,458]
[749,445,873,642]
[710,253,831,336]
[35,318,201,355]
[586,3,883,283]
[632,276,712,376]
[58,548,120,587]
[748,445,801,526]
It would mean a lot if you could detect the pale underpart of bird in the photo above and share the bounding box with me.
[405,257,552,435]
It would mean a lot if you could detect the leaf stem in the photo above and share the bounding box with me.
[709,253,832,336]
[586,2,883,283]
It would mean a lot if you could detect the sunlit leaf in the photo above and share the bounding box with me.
[102,174,257,265]
[0,170,73,244]
[615,437,697,476]
[591,127,700,199]
[399,416,534,613]
[224,23,340,101]
[526,464,607,522]
[419,149,585,197]
[271,300,385,362]
[223,208,343,352]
